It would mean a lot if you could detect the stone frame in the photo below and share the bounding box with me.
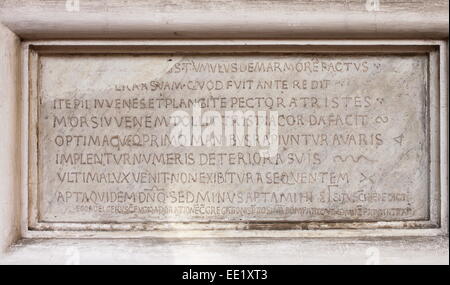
[0,0,448,264]
[23,40,446,238]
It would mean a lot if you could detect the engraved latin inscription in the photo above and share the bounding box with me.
[36,54,430,223]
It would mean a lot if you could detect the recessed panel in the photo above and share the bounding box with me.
[34,52,430,224]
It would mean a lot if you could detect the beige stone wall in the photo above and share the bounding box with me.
[0,0,448,264]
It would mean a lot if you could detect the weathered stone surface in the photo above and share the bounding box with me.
[36,53,429,223]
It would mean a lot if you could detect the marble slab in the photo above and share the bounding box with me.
[34,53,430,223]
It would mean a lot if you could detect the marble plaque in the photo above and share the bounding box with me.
[35,53,430,224]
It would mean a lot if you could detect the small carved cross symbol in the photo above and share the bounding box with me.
[360,172,375,184]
